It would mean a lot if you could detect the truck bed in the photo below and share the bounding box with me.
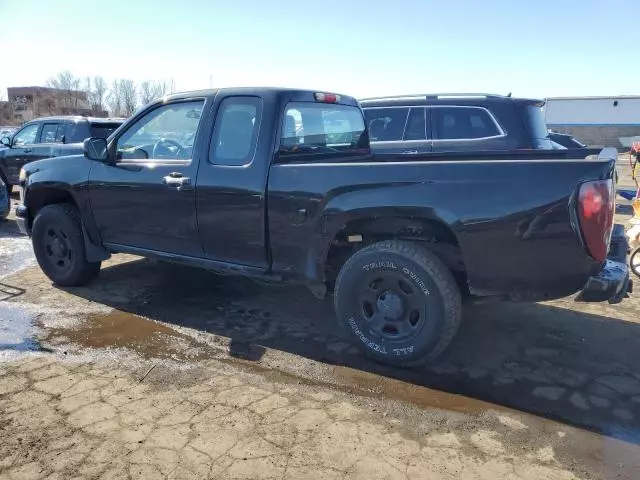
[268,148,617,300]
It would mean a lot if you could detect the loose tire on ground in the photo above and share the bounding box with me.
[334,240,462,367]
[32,204,101,286]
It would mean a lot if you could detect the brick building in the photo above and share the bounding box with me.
[0,86,107,126]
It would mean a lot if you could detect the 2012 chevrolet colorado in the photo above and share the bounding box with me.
[15,88,631,366]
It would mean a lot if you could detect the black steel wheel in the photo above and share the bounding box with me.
[334,240,462,366]
[358,271,429,343]
[32,204,101,286]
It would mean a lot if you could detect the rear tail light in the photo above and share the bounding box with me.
[314,92,340,103]
[577,179,614,262]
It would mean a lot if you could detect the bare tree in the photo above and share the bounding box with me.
[139,81,155,105]
[46,70,82,108]
[91,76,108,113]
[139,80,170,105]
[107,79,123,117]
[119,79,137,116]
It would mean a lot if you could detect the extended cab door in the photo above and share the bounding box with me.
[1,122,41,185]
[196,94,272,268]
[88,98,207,256]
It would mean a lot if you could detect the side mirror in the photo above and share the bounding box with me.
[0,136,10,147]
[83,137,109,162]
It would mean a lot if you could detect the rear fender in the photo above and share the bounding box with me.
[306,185,460,285]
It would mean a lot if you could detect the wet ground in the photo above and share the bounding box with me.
[1,162,640,479]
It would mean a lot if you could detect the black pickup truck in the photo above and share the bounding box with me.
[0,116,124,218]
[15,88,631,366]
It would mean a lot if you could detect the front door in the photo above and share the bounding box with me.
[89,98,207,257]
[2,122,40,184]
[30,122,63,162]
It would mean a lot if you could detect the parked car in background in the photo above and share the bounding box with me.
[0,116,124,204]
[360,93,561,154]
[15,87,630,366]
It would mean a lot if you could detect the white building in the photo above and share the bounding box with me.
[544,96,640,148]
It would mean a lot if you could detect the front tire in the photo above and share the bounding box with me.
[334,240,462,366]
[32,204,101,286]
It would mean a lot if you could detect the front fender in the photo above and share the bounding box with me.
[24,155,100,245]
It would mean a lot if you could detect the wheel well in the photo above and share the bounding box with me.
[325,217,467,292]
[27,188,77,224]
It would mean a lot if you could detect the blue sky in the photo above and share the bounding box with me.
[0,0,636,99]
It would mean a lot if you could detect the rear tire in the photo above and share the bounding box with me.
[32,204,101,286]
[334,240,462,366]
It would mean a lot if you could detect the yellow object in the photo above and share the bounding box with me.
[634,197,640,218]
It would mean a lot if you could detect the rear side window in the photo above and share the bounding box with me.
[433,107,502,140]
[280,103,367,159]
[40,123,59,143]
[210,96,262,166]
[364,108,409,142]
[90,122,121,139]
[65,122,81,143]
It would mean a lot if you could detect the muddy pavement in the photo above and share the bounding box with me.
[1,176,640,478]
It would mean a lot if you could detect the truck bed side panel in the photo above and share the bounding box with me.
[267,158,615,299]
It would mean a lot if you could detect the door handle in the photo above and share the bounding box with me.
[402,149,419,155]
[162,175,191,188]
[23,148,32,153]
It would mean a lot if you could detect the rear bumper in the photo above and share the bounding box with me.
[576,225,631,304]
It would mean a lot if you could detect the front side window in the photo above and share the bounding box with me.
[280,102,367,158]
[116,100,204,162]
[363,107,409,142]
[433,107,502,140]
[40,123,59,143]
[209,97,261,166]
[12,123,39,146]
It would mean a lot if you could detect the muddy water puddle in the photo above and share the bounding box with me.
[46,309,217,361]
[0,303,44,359]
